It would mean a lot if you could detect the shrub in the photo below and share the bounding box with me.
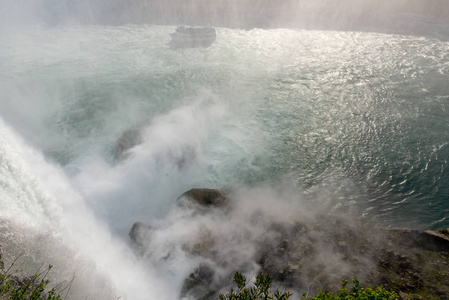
[0,259,65,300]
[219,272,292,300]
[303,277,399,300]
[220,272,399,300]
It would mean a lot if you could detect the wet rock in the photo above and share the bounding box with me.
[180,263,216,300]
[129,221,153,252]
[187,229,216,255]
[0,245,3,269]
[114,127,142,161]
[113,126,197,169]
[177,188,229,209]
[129,190,449,299]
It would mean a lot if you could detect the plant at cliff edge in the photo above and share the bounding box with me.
[219,272,292,300]
[0,260,64,300]
[220,272,399,300]
[302,277,399,300]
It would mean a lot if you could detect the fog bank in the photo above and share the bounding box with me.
[2,0,448,29]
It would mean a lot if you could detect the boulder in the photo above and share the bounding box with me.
[180,263,216,300]
[177,188,229,208]
[114,127,142,161]
[129,222,153,252]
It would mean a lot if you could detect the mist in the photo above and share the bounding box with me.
[3,0,449,31]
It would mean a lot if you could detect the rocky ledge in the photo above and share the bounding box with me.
[130,188,449,300]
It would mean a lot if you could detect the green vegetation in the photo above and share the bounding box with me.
[303,277,398,300]
[220,272,399,300]
[0,258,65,300]
[219,272,291,300]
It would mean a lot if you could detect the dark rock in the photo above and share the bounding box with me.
[0,245,3,270]
[129,221,153,251]
[177,188,229,208]
[422,230,449,250]
[114,127,142,161]
[176,216,449,299]
[386,228,449,252]
[113,125,197,169]
[190,263,215,283]
[180,263,216,300]
[130,189,449,299]
[187,230,216,255]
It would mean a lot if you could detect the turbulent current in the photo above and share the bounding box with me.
[0,20,449,299]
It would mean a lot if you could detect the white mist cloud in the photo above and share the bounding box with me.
[71,91,228,235]
[129,180,385,299]
[130,184,312,290]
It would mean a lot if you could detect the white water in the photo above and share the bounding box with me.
[0,118,177,299]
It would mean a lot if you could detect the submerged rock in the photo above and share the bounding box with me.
[114,127,142,160]
[113,126,197,169]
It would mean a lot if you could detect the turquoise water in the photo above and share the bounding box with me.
[2,25,448,229]
[0,23,449,298]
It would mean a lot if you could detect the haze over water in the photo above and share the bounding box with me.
[0,1,449,299]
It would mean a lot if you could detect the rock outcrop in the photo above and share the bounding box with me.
[0,245,3,270]
[129,188,449,300]
[180,263,217,300]
[257,221,449,298]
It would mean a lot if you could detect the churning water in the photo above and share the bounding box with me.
[0,19,449,299]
